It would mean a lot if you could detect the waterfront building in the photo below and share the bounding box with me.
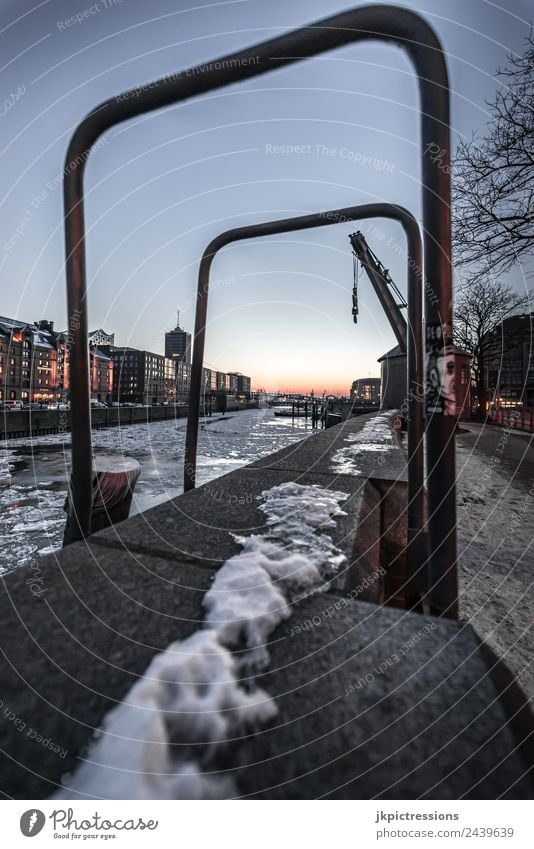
[175,360,191,402]
[227,372,239,394]
[0,316,116,404]
[0,317,58,404]
[90,346,114,402]
[216,371,230,392]
[88,328,115,347]
[350,377,381,405]
[484,312,534,410]
[102,346,176,404]
[1,312,252,408]
[227,372,251,397]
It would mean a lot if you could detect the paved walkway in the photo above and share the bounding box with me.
[456,423,534,699]
[0,416,532,799]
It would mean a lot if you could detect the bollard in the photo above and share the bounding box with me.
[63,456,140,546]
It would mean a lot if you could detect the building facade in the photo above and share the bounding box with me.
[165,316,191,365]
[0,317,58,404]
[175,361,191,402]
[90,346,114,402]
[102,346,176,404]
[0,317,116,404]
[484,313,534,410]
[350,377,381,405]
[1,313,252,408]
[216,371,229,392]
[196,368,251,401]
[88,328,115,347]
[227,372,251,397]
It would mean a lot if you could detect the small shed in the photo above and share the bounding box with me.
[377,345,407,410]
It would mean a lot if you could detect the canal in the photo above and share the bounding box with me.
[0,408,314,574]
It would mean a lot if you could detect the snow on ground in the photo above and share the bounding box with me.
[0,409,313,574]
[456,430,534,700]
[55,481,348,800]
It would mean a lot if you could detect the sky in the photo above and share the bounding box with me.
[0,0,532,394]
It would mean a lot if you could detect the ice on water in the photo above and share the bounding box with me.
[0,409,312,574]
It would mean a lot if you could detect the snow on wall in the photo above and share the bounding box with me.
[55,481,348,800]
[204,482,348,661]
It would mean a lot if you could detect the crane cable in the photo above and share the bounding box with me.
[352,250,360,323]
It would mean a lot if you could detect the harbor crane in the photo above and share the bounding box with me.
[349,231,408,352]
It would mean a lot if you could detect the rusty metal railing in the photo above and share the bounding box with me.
[184,204,426,602]
[63,5,456,618]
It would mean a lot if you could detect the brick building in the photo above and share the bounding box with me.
[0,316,113,404]
[0,317,57,404]
[102,346,175,404]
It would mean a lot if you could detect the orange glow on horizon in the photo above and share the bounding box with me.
[257,384,350,396]
[250,373,380,397]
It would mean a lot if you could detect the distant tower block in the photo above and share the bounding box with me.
[165,311,191,365]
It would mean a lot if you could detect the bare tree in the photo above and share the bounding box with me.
[453,279,531,410]
[453,33,534,278]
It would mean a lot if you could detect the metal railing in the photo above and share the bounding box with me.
[184,204,426,603]
[63,5,456,617]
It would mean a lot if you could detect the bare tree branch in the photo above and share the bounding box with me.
[452,32,534,278]
[453,278,532,408]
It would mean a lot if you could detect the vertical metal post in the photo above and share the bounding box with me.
[63,151,92,545]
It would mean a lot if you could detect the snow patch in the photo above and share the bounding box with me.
[55,481,347,800]
[204,482,347,660]
[12,518,64,533]
[331,414,395,476]
[55,630,274,800]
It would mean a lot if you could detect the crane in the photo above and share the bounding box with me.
[349,231,407,352]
